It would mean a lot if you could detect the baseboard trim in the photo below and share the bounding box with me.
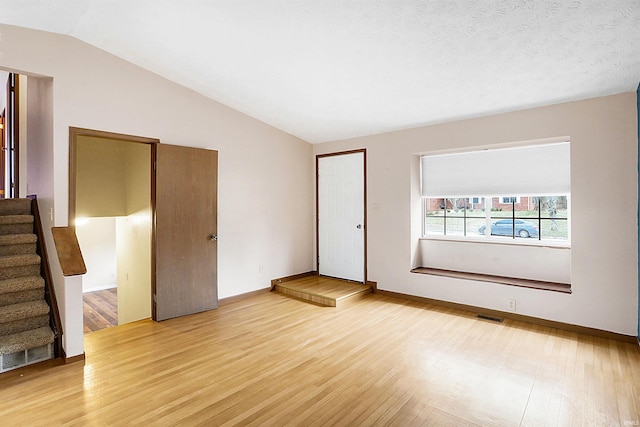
[83,284,117,293]
[366,280,378,292]
[218,288,271,306]
[62,351,86,365]
[374,289,638,344]
[270,271,318,290]
[0,357,66,384]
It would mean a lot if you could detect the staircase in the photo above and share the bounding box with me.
[0,198,60,372]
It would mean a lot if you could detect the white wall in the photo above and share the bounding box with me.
[314,92,638,337]
[0,70,7,111]
[22,75,76,351]
[75,217,117,292]
[0,24,314,356]
[419,240,571,284]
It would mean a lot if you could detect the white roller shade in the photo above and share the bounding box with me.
[421,142,570,197]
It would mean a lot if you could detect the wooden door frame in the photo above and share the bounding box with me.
[0,111,5,199]
[5,74,18,198]
[316,149,367,283]
[68,126,159,317]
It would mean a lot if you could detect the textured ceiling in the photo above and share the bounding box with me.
[1,1,639,143]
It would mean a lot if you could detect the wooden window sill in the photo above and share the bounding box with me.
[410,267,571,294]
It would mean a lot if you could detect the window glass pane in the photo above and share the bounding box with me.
[444,198,465,236]
[466,197,485,217]
[425,198,445,216]
[540,219,568,240]
[539,196,568,219]
[467,217,486,236]
[446,197,465,212]
[538,196,568,240]
[445,217,465,236]
[424,198,444,235]
[490,197,512,218]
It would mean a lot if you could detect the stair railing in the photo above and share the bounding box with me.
[28,195,63,359]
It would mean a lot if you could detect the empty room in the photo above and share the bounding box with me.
[0,1,639,425]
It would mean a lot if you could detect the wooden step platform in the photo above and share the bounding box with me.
[274,275,372,307]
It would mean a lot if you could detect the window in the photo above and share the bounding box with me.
[421,141,570,244]
[425,195,569,242]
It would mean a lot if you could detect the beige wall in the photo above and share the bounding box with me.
[0,24,314,356]
[314,92,638,336]
[116,141,151,324]
[76,137,128,217]
[116,213,151,324]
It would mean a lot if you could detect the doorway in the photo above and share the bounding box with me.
[70,128,220,330]
[70,128,156,332]
[316,150,367,283]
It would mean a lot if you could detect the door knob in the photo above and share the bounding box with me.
[356,224,362,229]
[209,234,218,241]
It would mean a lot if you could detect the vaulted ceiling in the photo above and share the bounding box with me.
[1,1,639,143]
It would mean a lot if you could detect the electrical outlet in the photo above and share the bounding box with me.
[507,299,517,312]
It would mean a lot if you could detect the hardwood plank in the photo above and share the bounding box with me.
[83,288,117,333]
[377,288,637,343]
[1,291,639,425]
[274,275,372,307]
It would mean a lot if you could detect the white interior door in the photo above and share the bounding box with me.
[318,151,365,282]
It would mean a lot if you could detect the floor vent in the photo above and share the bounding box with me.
[476,314,503,323]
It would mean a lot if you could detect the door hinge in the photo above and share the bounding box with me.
[153,293,157,303]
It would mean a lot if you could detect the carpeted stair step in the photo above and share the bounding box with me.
[0,314,50,337]
[0,198,32,216]
[0,233,37,256]
[0,300,50,337]
[0,215,34,236]
[0,276,45,307]
[0,326,54,355]
[0,300,50,326]
[0,254,41,281]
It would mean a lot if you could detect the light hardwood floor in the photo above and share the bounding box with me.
[1,290,639,425]
[275,275,372,307]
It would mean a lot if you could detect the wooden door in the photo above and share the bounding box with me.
[154,144,218,321]
[317,151,366,282]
